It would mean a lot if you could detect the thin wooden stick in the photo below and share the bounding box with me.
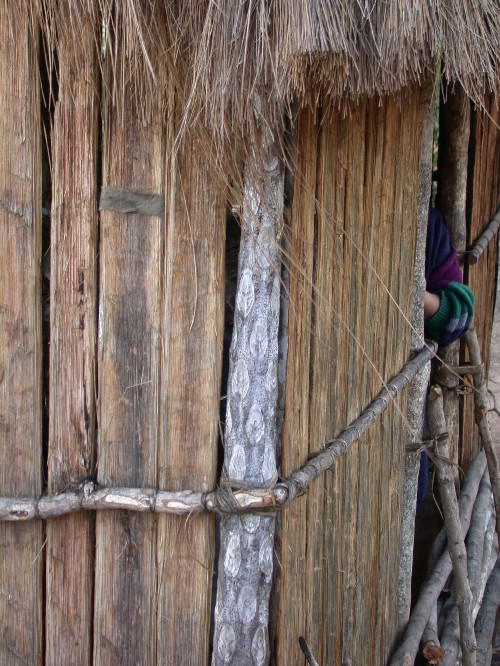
[389,450,487,666]
[427,385,477,665]
[0,343,436,522]
[432,475,495,665]
[465,206,500,265]
[464,329,500,547]
[474,558,500,666]
[298,637,320,666]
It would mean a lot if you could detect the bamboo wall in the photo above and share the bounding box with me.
[277,90,424,666]
[0,4,499,666]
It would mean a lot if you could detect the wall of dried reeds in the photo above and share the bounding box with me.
[277,89,424,665]
[0,3,499,665]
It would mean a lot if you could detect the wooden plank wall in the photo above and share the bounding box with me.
[157,124,225,664]
[277,87,423,666]
[46,16,98,665]
[461,98,500,469]
[0,3,43,664]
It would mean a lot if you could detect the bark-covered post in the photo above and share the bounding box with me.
[436,83,470,484]
[212,119,284,665]
[428,385,477,665]
[397,78,435,633]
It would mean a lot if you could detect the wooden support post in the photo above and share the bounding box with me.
[94,24,165,664]
[390,449,487,666]
[464,329,500,550]
[0,3,43,663]
[437,82,471,489]
[213,122,284,666]
[45,11,99,663]
[428,385,476,665]
[398,77,435,633]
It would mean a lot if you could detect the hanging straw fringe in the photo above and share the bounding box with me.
[0,342,436,522]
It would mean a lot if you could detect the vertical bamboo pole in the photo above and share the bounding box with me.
[213,126,283,666]
[94,46,164,665]
[397,79,435,635]
[157,126,225,663]
[0,2,43,663]
[45,16,98,665]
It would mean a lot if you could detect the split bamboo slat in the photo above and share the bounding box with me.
[157,125,225,663]
[45,17,98,664]
[462,97,500,469]
[278,88,423,666]
[0,3,43,664]
[93,50,165,664]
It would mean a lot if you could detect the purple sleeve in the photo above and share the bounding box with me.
[426,208,463,292]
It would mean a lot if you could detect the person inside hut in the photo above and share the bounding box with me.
[423,207,474,346]
[417,208,475,510]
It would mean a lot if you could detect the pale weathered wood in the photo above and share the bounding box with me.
[465,329,500,547]
[428,385,477,665]
[462,98,500,470]
[398,78,435,634]
[437,83,471,490]
[0,3,43,663]
[45,14,99,665]
[390,450,487,665]
[157,123,225,664]
[474,560,500,666]
[94,33,164,664]
[213,124,284,666]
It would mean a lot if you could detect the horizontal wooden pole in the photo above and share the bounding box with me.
[0,343,436,521]
[465,205,500,264]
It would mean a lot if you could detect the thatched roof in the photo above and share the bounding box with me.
[26,1,500,161]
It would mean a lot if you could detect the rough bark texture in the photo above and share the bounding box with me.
[428,385,476,666]
[397,76,435,635]
[462,97,500,470]
[465,329,500,547]
[474,560,500,666]
[390,450,487,665]
[45,17,98,665]
[212,129,283,666]
[94,42,165,665]
[436,82,471,489]
[0,3,43,663]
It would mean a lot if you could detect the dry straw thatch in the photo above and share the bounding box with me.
[28,0,500,162]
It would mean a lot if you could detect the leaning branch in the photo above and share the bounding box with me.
[0,343,436,522]
[389,449,487,666]
[465,205,500,265]
[464,328,500,546]
[428,385,476,666]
